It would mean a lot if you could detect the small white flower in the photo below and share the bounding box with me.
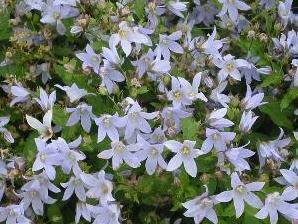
[26,110,53,140]
[239,110,258,133]
[135,135,167,175]
[240,84,266,110]
[183,186,219,224]
[55,83,90,103]
[215,172,264,218]
[255,191,298,224]
[165,140,204,177]
[206,108,234,130]
[34,88,56,112]
[97,139,141,170]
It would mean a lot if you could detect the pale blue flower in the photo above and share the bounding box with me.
[165,140,204,177]
[76,44,102,74]
[55,83,89,103]
[61,175,86,201]
[0,117,14,143]
[26,110,53,140]
[201,128,236,153]
[34,88,56,112]
[239,110,258,133]
[255,192,298,224]
[95,114,126,143]
[166,1,188,18]
[135,135,167,175]
[0,204,30,224]
[215,172,264,218]
[75,202,92,223]
[97,139,141,170]
[122,101,158,140]
[183,186,219,224]
[240,84,266,111]
[206,108,234,130]
[218,0,250,22]
[80,171,114,204]
[156,31,184,60]
[66,103,95,133]
[88,203,121,224]
[9,84,30,107]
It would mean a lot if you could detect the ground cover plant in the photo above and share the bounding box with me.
[0,0,298,223]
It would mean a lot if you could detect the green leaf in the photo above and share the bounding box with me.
[134,0,145,19]
[52,105,68,126]
[180,117,198,140]
[0,10,11,41]
[47,204,63,224]
[280,87,298,109]
[260,102,293,130]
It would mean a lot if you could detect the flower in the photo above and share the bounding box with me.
[109,21,151,57]
[156,31,184,60]
[0,117,14,143]
[201,128,236,153]
[34,88,56,112]
[98,59,125,94]
[0,204,30,224]
[135,135,167,175]
[55,83,89,103]
[40,3,79,35]
[224,143,255,172]
[165,140,203,177]
[258,128,291,168]
[97,139,141,170]
[278,0,293,28]
[206,108,234,130]
[131,49,171,79]
[32,138,60,180]
[166,1,188,18]
[240,84,266,110]
[54,137,85,175]
[20,180,56,215]
[9,84,30,107]
[75,202,92,223]
[88,203,121,224]
[255,192,298,224]
[95,114,126,142]
[76,44,102,74]
[215,172,264,218]
[81,171,114,204]
[200,27,223,58]
[210,81,230,108]
[61,175,86,201]
[36,63,52,84]
[182,186,219,224]
[167,76,189,108]
[66,103,95,133]
[239,110,258,133]
[218,0,251,22]
[278,169,298,201]
[213,54,249,83]
[179,72,208,103]
[161,106,192,133]
[26,110,53,140]
[122,101,158,140]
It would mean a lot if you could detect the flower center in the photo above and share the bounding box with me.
[200,198,213,208]
[181,146,190,155]
[225,62,235,72]
[103,117,110,128]
[173,90,182,100]
[115,144,125,153]
[40,152,46,162]
[236,185,246,194]
[52,12,60,20]
[119,29,128,38]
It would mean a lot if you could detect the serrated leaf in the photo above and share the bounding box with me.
[180,117,198,140]
[280,87,298,109]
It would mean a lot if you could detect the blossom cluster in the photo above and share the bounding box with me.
[0,0,298,223]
